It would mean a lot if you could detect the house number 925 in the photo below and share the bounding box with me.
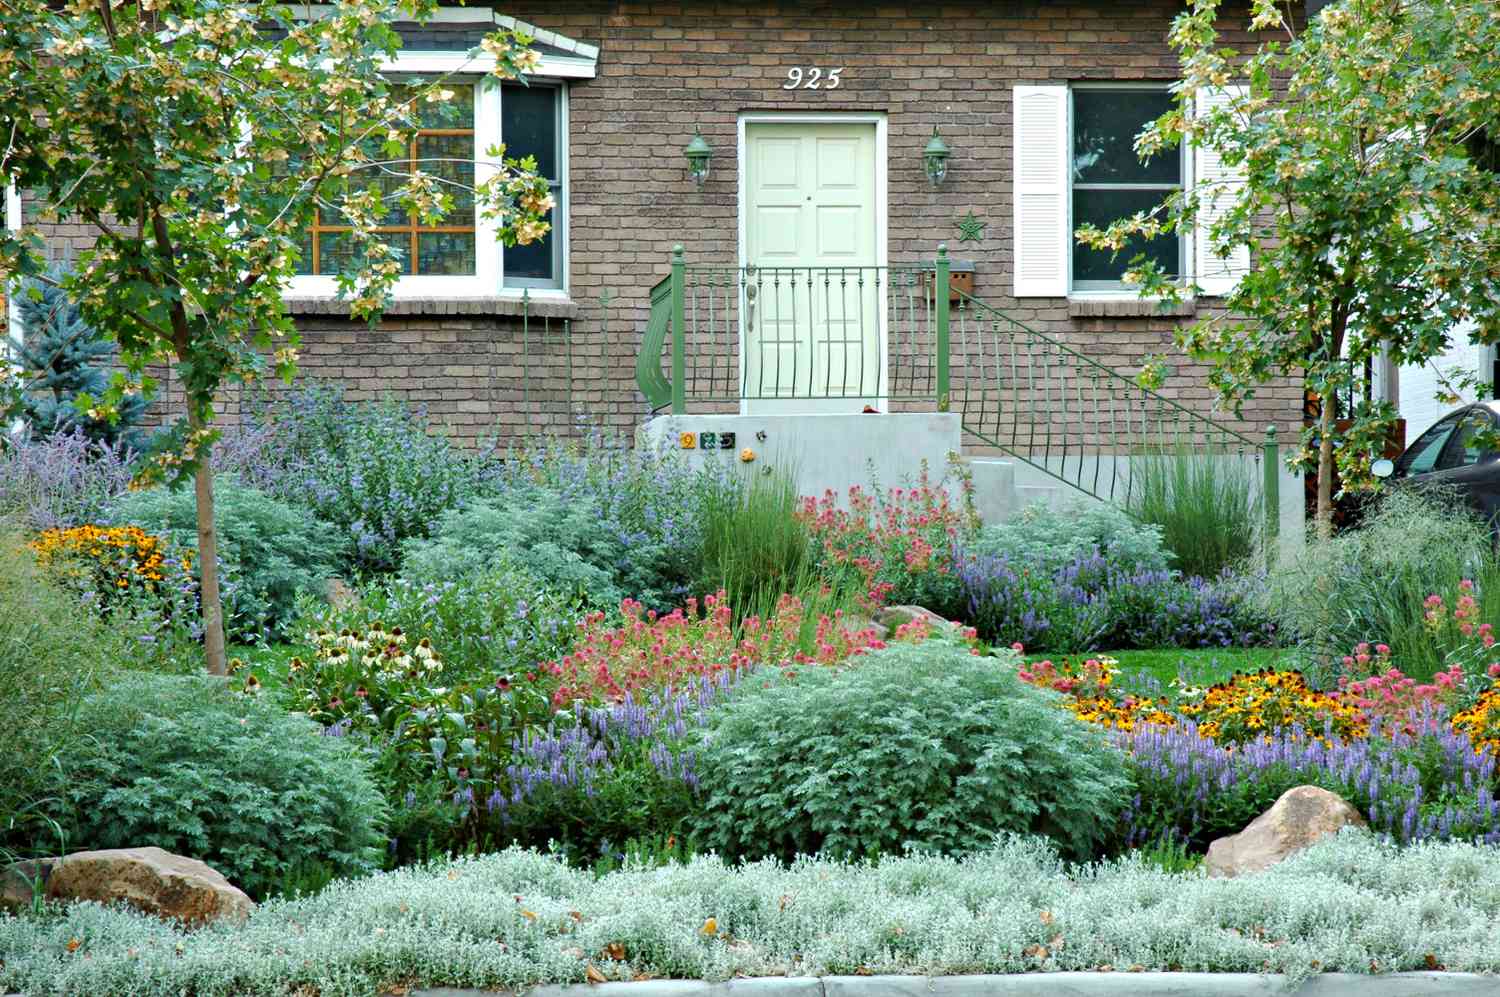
[782,67,844,90]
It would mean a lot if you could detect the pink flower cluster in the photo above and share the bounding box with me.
[547,591,929,706]
[797,469,973,611]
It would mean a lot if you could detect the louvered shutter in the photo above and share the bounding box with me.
[1193,85,1250,296]
[1012,85,1068,297]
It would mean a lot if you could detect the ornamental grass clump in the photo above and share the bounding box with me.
[692,641,1130,862]
[1261,488,1500,682]
[0,531,124,855]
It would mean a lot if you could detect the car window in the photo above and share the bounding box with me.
[1402,414,1463,475]
[1437,410,1498,470]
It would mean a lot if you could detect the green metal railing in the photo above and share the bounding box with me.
[636,245,1279,545]
[639,244,953,409]
[950,291,1280,547]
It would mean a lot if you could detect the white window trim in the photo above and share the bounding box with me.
[1067,81,1191,299]
[285,53,571,302]
[274,7,600,76]
[4,183,19,348]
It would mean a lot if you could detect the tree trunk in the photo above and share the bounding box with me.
[1316,380,1337,541]
[189,407,228,676]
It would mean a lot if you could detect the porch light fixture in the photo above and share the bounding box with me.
[684,127,713,187]
[924,126,951,187]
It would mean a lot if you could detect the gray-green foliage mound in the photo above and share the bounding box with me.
[6,832,1500,995]
[105,477,342,642]
[39,672,387,899]
[693,642,1130,862]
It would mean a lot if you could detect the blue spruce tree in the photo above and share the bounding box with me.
[13,272,149,451]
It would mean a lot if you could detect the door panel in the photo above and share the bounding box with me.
[744,121,880,408]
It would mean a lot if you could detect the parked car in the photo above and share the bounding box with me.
[1373,400,1500,524]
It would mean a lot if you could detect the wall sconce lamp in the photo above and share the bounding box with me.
[924,126,951,187]
[684,127,713,187]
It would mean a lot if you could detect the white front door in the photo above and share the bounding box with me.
[742,119,883,412]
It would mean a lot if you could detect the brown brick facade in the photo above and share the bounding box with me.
[23,0,1304,451]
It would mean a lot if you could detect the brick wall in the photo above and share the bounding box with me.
[23,0,1305,453]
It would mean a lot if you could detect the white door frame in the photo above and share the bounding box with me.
[736,112,889,414]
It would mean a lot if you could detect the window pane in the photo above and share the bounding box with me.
[1437,410,1496,469]
[502,85,558,179]
[419,133,475,226]
[1404,416,1460,474]
[1072,188,1178,283]
[1073,89,1177,185]
[504,222,554,281]
[414,83,474,129]
[417,231,476,275]
[317,231,361,275]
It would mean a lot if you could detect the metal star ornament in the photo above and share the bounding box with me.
[955,210,986,243]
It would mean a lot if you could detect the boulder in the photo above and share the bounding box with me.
[875,605,960,636]
[17,847,255,926]
[838,613,889,640]
[0,857,56,912]
[1205,785,1367,878]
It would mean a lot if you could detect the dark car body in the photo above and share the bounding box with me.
[1384,400,1500,525]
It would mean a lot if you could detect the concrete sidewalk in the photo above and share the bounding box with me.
[416,971,1497,997]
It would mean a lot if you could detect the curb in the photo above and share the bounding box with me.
[414,972,1497,997]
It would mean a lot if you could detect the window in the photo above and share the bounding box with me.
[500,83,564,289]
[1401,413,1461,475]
[1437,409,1498,470]
[297,84,478,278]
[1070,87,1183,291]
[285,66,570,299]
[1011,82,1246,299]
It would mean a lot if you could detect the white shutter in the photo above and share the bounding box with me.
[1012,85,1068,298]
[1193,85,1250,296]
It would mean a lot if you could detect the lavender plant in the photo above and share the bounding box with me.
[1120,711,1500,852]
[0,426,136,529]
[491,673,735,863]
[215,384,483,575]
[957,549,1110,652]
[958,547,1277,653]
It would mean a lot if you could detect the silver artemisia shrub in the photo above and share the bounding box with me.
[690,641,1131,862]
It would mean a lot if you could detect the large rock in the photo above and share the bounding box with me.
[14,847,255,926]
[875,605,960,637]
[0,857,57,912]
[1205,785,1367,878]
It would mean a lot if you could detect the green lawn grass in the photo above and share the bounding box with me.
[1104,646,1294,688]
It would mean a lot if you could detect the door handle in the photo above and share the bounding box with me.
[744,282,757,334]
